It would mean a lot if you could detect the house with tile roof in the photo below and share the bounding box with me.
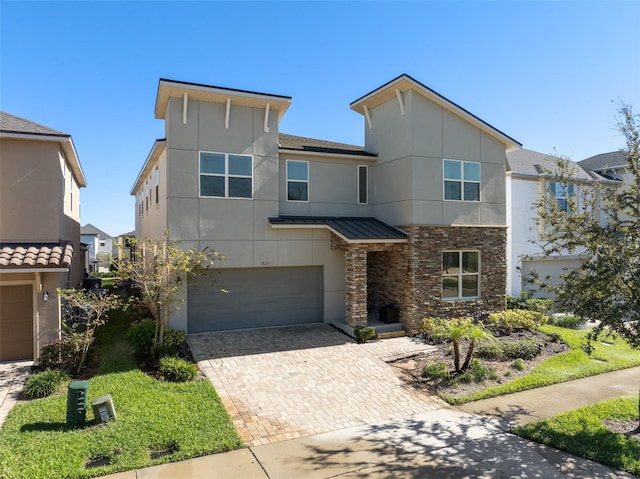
[131,75,520,335]
[81,223,113,273]
[0,111,87,361]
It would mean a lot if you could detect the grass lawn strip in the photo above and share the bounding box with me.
[514,395,640,476]
[0,310,242,479]
[443,325,640,404]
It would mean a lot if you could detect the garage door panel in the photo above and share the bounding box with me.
[188,266,324,333]
[522,259,582,299]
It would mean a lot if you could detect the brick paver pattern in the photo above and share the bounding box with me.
[189,324,446,446]
[0,360,32,427]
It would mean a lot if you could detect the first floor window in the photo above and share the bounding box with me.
[442,251,480,299]
[200,152,253,198]
[444,159,480,201]
[287,160,309,201]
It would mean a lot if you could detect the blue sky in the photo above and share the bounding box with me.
[2,1,639,236]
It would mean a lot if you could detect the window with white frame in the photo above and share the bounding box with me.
[548,181,575,212]
[200,152,253,198]
[442,251,480,299]
[443,159,480,201]
[287,160,309,201]
[358,165,368,204]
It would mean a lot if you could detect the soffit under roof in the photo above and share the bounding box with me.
[155,79,292,121]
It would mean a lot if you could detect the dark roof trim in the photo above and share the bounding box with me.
[158,78,292,101]
[268,216,407,243]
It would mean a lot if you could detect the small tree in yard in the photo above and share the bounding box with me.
[116,234,223,347]
[534,104,640,429]
[58,288,122,373]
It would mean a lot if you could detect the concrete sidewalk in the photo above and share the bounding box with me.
[104,368,640,479]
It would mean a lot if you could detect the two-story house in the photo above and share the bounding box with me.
[131,75,520,335]
[80,223,113,273]
[0,112,86,361]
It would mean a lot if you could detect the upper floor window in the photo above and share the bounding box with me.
[358,165,368,204]
[443,251,480,299]
[155,166,159,204]
[548,181,575,212]
[443,159,480,201]
[287,160,308,202]
[200,152,253,199]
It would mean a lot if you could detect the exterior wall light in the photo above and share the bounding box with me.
[43,291,49,301]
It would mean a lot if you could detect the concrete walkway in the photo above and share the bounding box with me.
[0,360,32,427]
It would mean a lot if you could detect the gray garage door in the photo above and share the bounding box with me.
[187,266,324,333]
[522,258,583,299]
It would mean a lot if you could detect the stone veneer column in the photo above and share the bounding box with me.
[345,245,368,327]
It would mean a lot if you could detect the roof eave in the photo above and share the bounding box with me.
[131,139,166,195]
[278,148,377,161]
[0,131,87,187]
[155,78,292,122]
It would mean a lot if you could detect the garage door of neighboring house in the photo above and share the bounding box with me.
[187,266,324,333]
[0,285,34,361]
[521,258,583,299]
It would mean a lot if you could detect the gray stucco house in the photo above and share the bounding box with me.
[131,74,521,334]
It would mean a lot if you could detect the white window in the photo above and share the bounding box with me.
[443,159,480,201]
[287,160,309,202]
[548,181,575,212]
[442,251,480,299]
[358,165,368,204]
[200,152,253,198]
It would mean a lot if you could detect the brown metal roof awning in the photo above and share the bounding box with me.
[268,216,407,243]
[0,243,73,271]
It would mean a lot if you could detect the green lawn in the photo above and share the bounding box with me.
[514,395,640,476]
[444,325,640,404]
[0,310,242,479]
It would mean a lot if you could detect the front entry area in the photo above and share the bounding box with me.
[0,285,33,361]
[187,266,324,333]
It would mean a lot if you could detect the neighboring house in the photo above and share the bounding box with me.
[131,74,521,335]
[506,148,620,298]
[579,151,629,183]
[0,111,87,361]
[80,223,113,273]
[114,231,135,264]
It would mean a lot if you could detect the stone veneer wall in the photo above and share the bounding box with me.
[399,225,507,333]
[332,226,506,331]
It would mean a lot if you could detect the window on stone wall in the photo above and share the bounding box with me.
[443,159,480,201]
[200,152,253,199]
[442,251,480,299]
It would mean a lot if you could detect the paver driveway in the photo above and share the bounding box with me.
[188,324,447,446]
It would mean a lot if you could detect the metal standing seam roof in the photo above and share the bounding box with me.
[268,216,407,242]
[0,243,74,269]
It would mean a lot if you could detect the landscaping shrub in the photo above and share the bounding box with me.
[127,320,156,354]
[422,361,450,380]
[502,338,543,360]
[22,369,69,399]
[158,356,199,382]
[484,309,547,334]
[548,314,584,329]
[419,317,451,344]
[38,336,84,373]
[524,298,553,315]
[354,326,376,343]
[456,359,497,384]
[476,337,543,361]
[511,358,526,371]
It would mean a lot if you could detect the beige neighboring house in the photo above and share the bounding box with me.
[131,74,521,335]
[0,111,87,361]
